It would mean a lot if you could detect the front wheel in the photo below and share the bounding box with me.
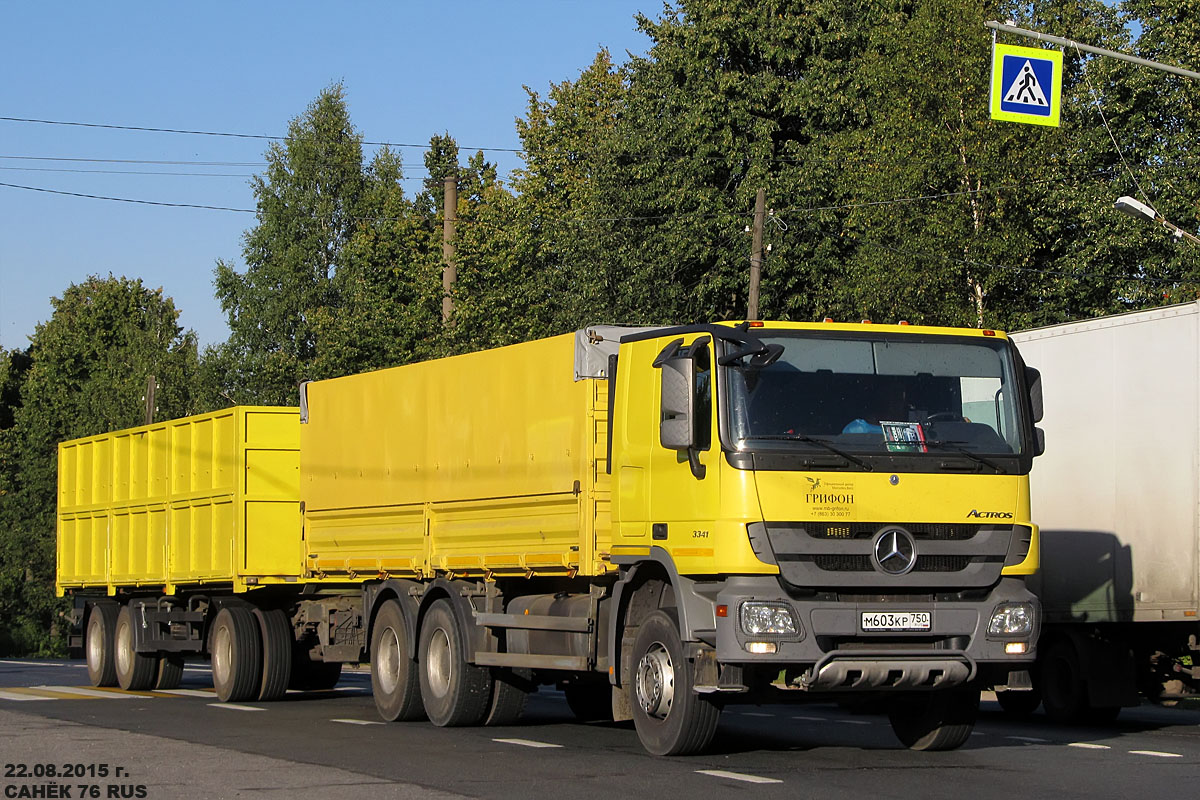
[630,610,720,756]
[888,688,979,751]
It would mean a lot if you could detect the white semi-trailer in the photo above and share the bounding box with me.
[1010,302,1200,721]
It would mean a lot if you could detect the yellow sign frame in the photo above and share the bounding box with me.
[990,43,1064,127]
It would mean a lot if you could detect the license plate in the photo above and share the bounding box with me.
[861,611,931,631]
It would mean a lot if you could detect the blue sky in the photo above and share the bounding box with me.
[0,1,654,351]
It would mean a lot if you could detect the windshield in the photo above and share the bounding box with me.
[725,332,1027,458]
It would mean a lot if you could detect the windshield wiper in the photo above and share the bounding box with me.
[743,435,873,471]
[922,439,1006,473]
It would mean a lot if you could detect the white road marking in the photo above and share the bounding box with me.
[1068,743,1111,750]
[35,685,133,699]
[696,770,783,785]
[493,738,563,749]
[791,715,826,722]
[332,718,385,726]
[1130,750,1182,758]
[0,690,52,701]
[1005,736,1048,743]
[208,703,265,712]
[157,689,217,698]
[742,712,773,717]
[836,719,873,725]
[0,660,84,667]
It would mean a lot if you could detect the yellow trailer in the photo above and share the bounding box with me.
[60,322,1045,756]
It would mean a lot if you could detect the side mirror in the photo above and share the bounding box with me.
[1035,426,1045,457]
[660,356,696,450]
[1026,366,1043,423]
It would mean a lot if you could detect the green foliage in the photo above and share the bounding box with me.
[0,276,200,655]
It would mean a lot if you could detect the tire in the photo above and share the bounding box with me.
[210,606,263,702]
[371,599,425,721]
[155,655,184,690]
[630,610,721,756]
[888,688,979,751]
[114,605,157,691]
[1041,640,1088,723]
[995,688,1041,717]
[564,682,614,722]
[85,604,119,688]
[418,599,492,727]
[254,608,293,701]
[485,669,530,727]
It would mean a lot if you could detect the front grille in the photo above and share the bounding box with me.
[916,555,972,572]
[815,555,872,572]
[812,554,975,573]
[806,522,979,541]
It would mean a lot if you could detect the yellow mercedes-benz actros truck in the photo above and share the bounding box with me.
[59,321,1044,755]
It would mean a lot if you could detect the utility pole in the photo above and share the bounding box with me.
[442,174,458,325]
[143,375,157,425]
[748,188,766,321]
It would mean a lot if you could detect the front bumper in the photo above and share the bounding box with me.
[713,576,1038,691]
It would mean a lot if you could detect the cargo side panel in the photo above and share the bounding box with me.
[1014,302,1200,621]
[242,408,302,576]
[56,407,301,595]
[302,334,600,578]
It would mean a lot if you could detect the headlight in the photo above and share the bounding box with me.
[988,602,1035,636]
[740,602,799,636]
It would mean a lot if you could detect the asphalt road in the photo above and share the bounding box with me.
[1,658,1198,800]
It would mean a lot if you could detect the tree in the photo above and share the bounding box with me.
[214,84,368,405]
[0,276,200,655]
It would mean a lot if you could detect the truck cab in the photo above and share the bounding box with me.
[608,321,1043,751]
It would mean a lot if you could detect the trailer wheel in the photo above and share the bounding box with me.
[114,606,157,691]
[85,604,119,688]
[371,599,425,721]
[888,688,979,751]
[630,610,720,756]
[484,669,529,727]
[254,608,293,701]
[418,599,491,726]
[155,655,184,690]
[211,607,263,702]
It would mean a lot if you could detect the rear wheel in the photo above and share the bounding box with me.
[154,655,184,690]
[418,599,491,727]
[888,688,979,751]
[85,604,119,687]
[371,599,424,721]
[564,682,614,722]
[630,610,721,756]
[254,608,293,701]
[484,669,530,726]
[211,607,263,702]
[114,605,157,691]
[995,688,1041,717]
[1040,640,1123,724]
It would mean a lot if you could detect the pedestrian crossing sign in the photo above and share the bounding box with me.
[990,43,1063,127]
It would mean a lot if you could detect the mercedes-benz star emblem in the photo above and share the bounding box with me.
[873,528,916,575]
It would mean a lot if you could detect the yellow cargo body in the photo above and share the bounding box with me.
[56,406,301,596]
[301,333,612,581]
